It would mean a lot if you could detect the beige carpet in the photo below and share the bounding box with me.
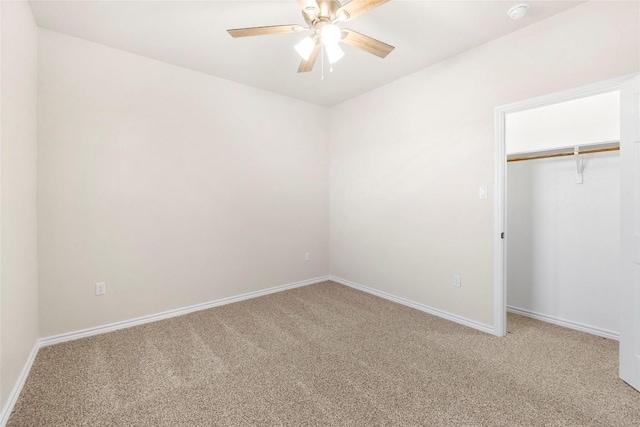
[7,281,640,426]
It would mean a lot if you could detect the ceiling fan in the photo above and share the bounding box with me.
[227,0,395,73]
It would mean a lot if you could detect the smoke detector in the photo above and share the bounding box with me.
[508,3,530,20]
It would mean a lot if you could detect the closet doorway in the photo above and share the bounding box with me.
[494,74,640,392]
[506,90,620,340]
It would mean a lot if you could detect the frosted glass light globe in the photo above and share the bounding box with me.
[295,36,315,60]
[321,24,341,45]
[325,43,344,64]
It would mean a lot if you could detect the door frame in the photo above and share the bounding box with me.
[493,74,638,337]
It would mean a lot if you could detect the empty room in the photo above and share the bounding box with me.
[1,0,639,425]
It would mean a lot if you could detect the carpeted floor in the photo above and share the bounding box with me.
[7,281,640,426]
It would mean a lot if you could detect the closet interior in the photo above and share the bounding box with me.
[505,90,621,339]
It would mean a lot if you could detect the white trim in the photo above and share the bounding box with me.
[507,306,619,341]
[496,75,635,115]
[40,275,330,347]
[493,74,637,339]
[493,104,507,337]
[0,341,39,427]
[330,276,495,335]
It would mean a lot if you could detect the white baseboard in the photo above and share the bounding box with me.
[330,276,495,335]
[507,305,619,341]
[4,274,498,426]
[40,275,330,347]
[0,341,39,427]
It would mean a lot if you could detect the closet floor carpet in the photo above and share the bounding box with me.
[7,281,640,426]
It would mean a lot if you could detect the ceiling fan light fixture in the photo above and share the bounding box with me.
[227,0,395,74]
[320,24,342,45]
[325,43,345,64]
[295,36,316,60]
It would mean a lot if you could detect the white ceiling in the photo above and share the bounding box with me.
[29,1,583,107]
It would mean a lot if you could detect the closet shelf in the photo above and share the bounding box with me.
[507,142,620,163]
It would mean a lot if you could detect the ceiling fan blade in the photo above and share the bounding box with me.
[227,25,304,38]
[341,29,394,58]
[336,0,390,21]
[297,40,322,73]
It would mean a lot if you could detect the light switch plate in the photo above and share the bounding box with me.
[479,186,488,199]
[453,275,461,288]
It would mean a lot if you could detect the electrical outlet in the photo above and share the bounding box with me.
[96,282,106,296]
[304,252,310,261]
[453,275,461,288]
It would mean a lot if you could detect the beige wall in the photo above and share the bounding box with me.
[329,1,639,327]
[16,0,640,343]
[0,0,39,410]
[38,30,330,337]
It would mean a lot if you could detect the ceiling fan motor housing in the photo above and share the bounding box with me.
[303,0,343,26]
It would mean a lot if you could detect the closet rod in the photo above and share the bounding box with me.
[507,146,619,163]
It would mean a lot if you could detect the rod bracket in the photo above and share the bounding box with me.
[574,146,583,184]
